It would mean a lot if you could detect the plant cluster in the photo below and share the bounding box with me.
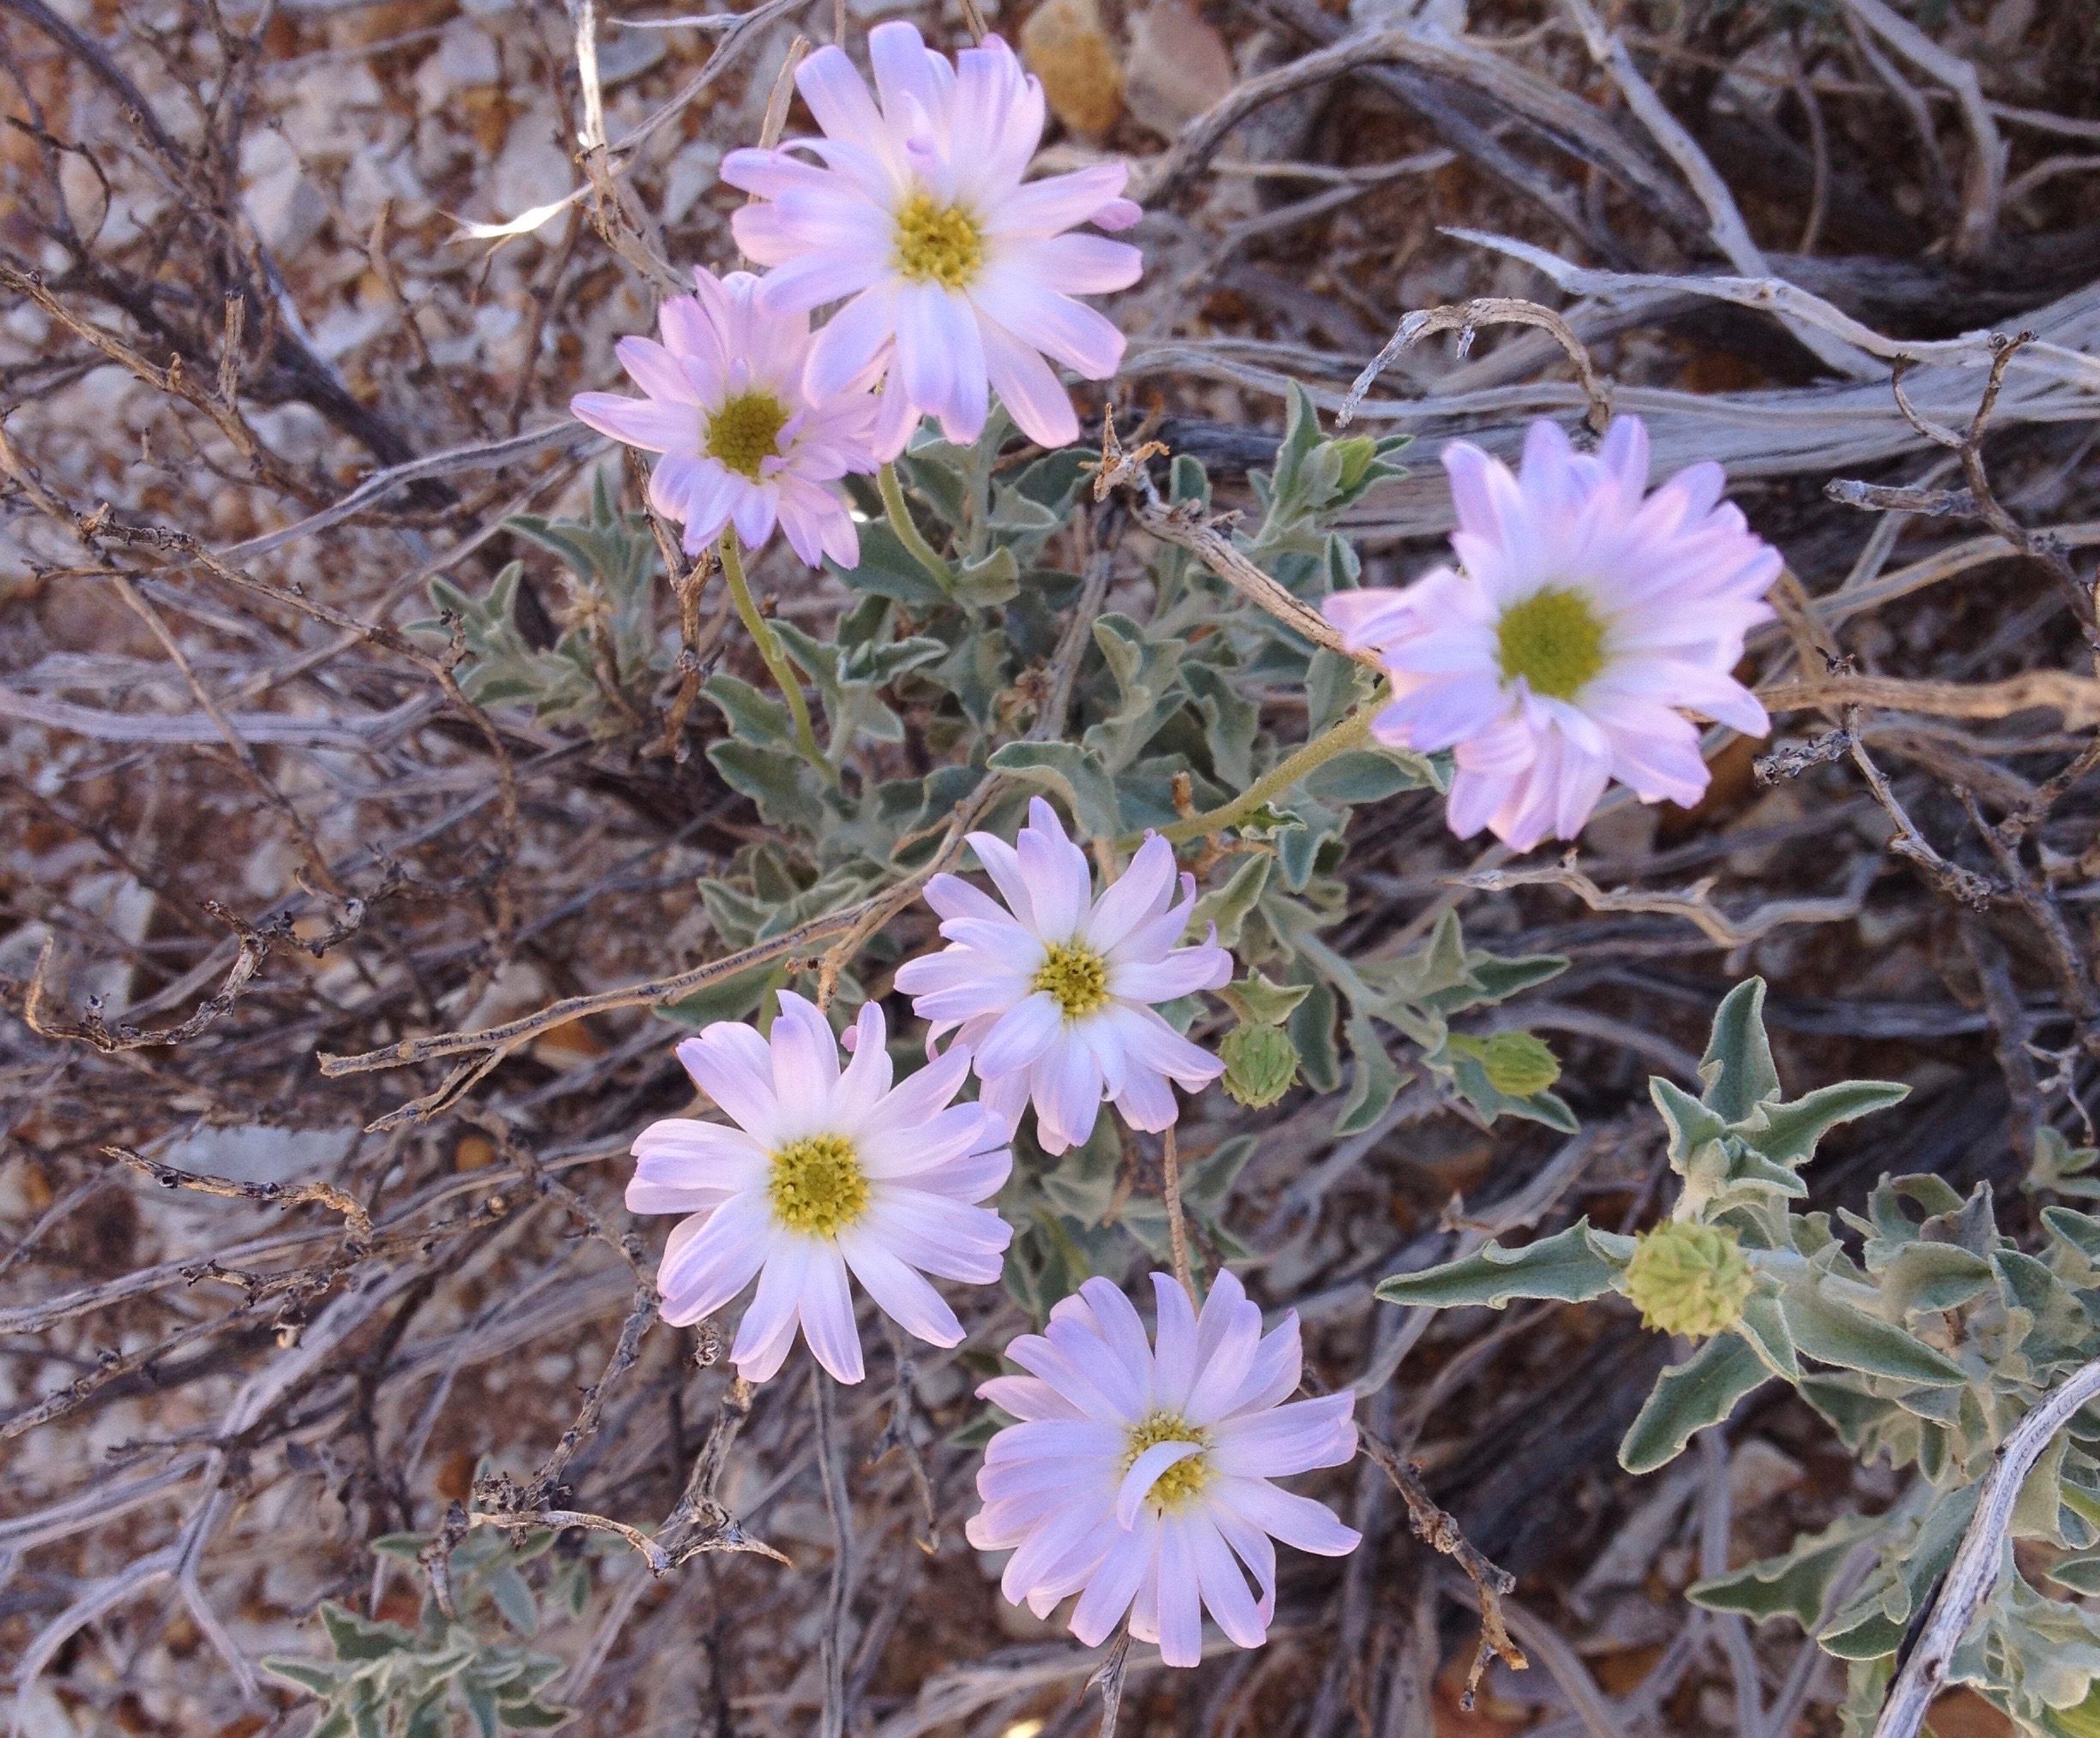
[1386,981,2100,1735]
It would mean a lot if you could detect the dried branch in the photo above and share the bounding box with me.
[21,918,267,1053]
[1760,669,2100,729]
[1357,1429,1526,1707]
[1339,297,1612,434]
[1457,855,1878,950]
[100,1144,373,1246]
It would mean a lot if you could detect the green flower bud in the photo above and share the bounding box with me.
[1222,1022,1299,1109]
[1622,1222,1753,1339]
[1449,1030,1562,1097]
[1478,1031,1560,1097]
[1331,436,1379,492]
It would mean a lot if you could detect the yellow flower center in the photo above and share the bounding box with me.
[893,194,984,291]
[705,389,790,481]
[1495,585,1609,701]
[1121,1412,1212,1512]
[1033,941,1111,1021]
[767,1132,868,1237]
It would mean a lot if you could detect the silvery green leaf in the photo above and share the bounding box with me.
[951,544,1020,608]
[1780,1282,1968,1387]
[264,1657,350,1695]
[1040,1115,1121,1222]
[1881,1242,1997,1316]
[486,1566,538,1638]
[1221,969,1310,1027]
[1183,660,1259,788]
[1753,1080,1910,1168]
[1798,1371,1916,1461]
[703,673,792,747]
[1652,1077,1730,1160]
[1735,1291,1801,1380]
[2015,1428,2073,1542]
[1084,614,1188,770]
[1688,1512,1880,1629]
[498,1696,570,1729]
[985,741,1122,837]
[1334,1010,1405,1135]
[1289,977,1341,1093]
[1305,648,1373,733]
[2049,1546,2100,1596]
[831,519,951,607]
[1180,1135,1256,1215]
[1376,1219,1622,1312]
[1300,745,1440,806]
[321,1603,415,1663]
[1619,1332,1771,1475]
[1838,1657,1895,1736]
[1699,976,1780,1120]
[2032,1126,2100,1199]
[1951,1572,2100,1721]
[2044,1204,2100,1266]
[1193,854,1270,951]
[706,739,828,831]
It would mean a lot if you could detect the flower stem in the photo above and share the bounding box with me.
[1160,1123,1197,1300]
[878,462,954,591]
[1148,697,1384,846]
[719,529,830,781]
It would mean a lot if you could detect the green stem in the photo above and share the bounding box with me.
[878,462,954,590]
[1148,698,1382,846]
[720,529,831,782]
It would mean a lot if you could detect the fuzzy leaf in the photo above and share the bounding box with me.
[1689,1513,1880,1629]
[1334,1011,1405,1135]
[1377,1220,1621,1312]
[1755,1081,1910,1168]
[1620,1331,1771,1475]
[1699,977,1780,1120]
[986,741,1123,838]
[1781,1283,1968,1387]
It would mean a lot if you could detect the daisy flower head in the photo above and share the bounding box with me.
[570,265,882,568]
[626,991,1013,1385]
[719,21,1143,456]
[1324,415,1781,853]
[967,1270,1360,1666]
[892,798,1231,1156]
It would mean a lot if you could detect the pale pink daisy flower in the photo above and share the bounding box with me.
[719,22,1142,455]
[892,798,1230,1156]
[1325,415,1781,853]
[626,990,1012,1385]
[570,265,881,568]
[967,1270,1360,1666]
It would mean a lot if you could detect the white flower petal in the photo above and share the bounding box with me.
[1215,1477,1363,1557]
[835,1233,961,1349]
[655,1192,775,1325]
[731,1238,812,1380]
[796,1244,866,1383]
[975,992,1063,1077]
[1153,1519,1204,1667]
[677,1029,783,1144]
[1211,1392,1359,1478]
[1188,1513,1268,1649]
[1069,1523,1153,1645]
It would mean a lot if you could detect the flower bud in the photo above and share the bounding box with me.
[1477,1031,1560,1097]
[1331,436,1379,492]
[1221,1022,1299,1109]
[1622,1222,1753,1339]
